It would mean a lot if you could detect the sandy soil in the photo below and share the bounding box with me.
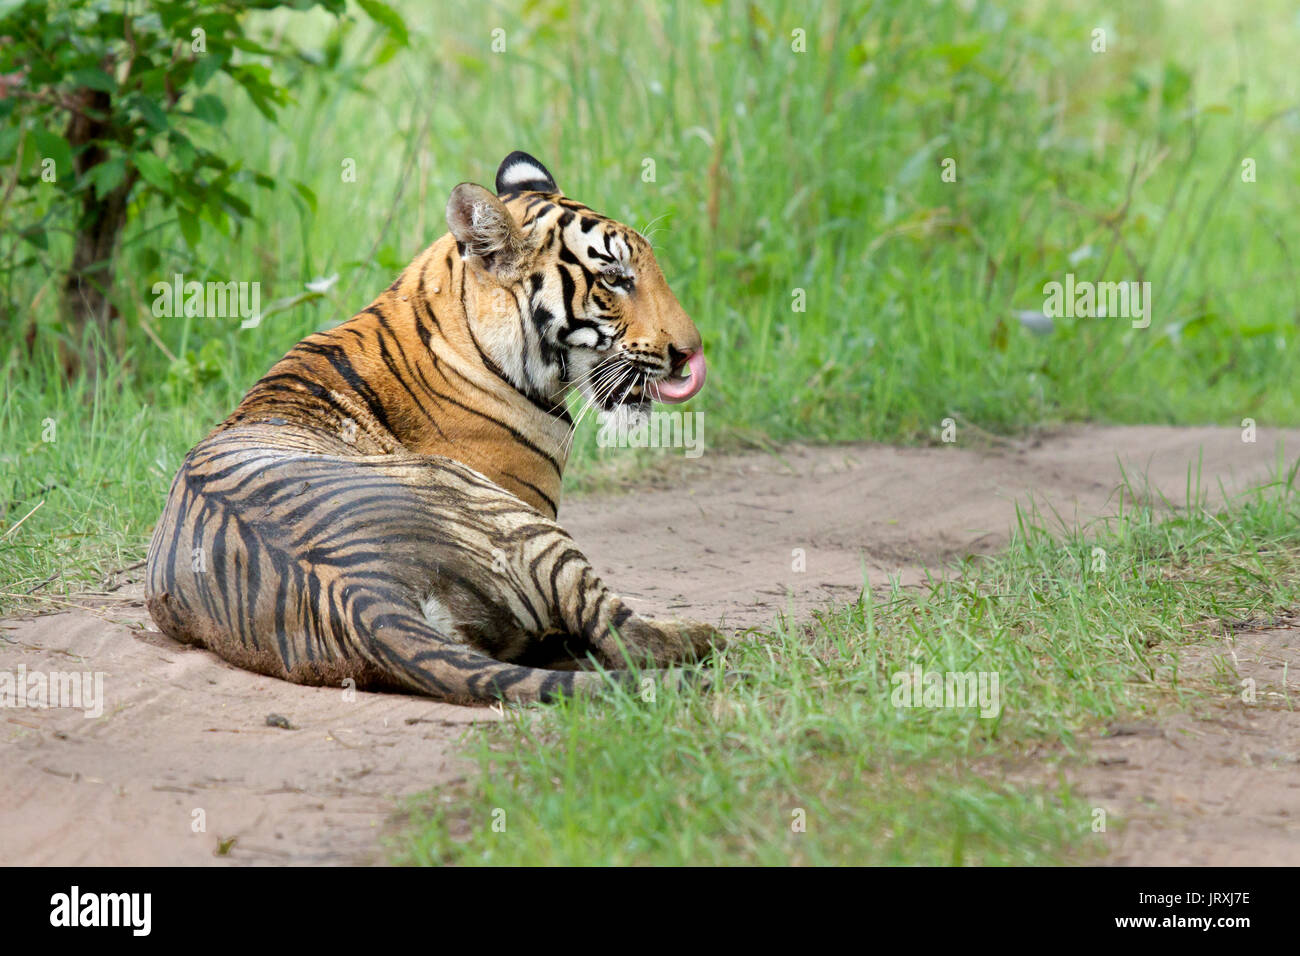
[1062,618,1300,865]
[1,424,1296,865]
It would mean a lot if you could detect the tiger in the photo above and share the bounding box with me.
[144,151,725,705]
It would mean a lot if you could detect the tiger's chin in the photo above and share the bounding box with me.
[595,398,653,435]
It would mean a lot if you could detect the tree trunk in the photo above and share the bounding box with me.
[59,87,134,377]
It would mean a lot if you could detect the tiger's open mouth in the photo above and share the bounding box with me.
[600,350,707,411]
[648,350,706,404]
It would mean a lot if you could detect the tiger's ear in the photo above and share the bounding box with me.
[446,183,531,278]
[495,150,559,195]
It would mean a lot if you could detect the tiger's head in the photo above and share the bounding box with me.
[445,151,706,429]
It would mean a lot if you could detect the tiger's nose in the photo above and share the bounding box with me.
[666,343,693,369]
[671,324,703,356]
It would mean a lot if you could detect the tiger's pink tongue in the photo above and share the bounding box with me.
[648,350,707,404]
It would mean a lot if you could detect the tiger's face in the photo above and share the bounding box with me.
[446,151,705,429]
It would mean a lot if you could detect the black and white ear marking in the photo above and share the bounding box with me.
[495,150,559,195]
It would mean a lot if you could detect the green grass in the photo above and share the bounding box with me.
[395,461,1300,865]
[3,0,1299,601]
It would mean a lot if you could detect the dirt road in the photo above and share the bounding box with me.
[2,424,1296,865]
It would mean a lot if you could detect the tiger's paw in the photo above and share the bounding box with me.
[604,615,727,668]
[658,618,727,660]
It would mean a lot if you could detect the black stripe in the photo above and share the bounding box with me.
[293,339,397,436]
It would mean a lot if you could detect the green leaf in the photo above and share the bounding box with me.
[0,126,20,161]
[189,93,227,125]
[357,0,409,45]
[193,51,225,87]
[83,156,126,196]
[178,211,201,250]
[169,134,198,170]
[134,95,169,131]
[1160,62,1192,111]
[134,152,172,191]
[229,36,277,56]
[216,188,250,218]
[70,67,116,93]
[31,128,72,180]
[232,67,280,120]
[292,180,317,214]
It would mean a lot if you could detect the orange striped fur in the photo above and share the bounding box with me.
[145,152,723,704]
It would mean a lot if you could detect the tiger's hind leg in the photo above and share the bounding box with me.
[491,519,728,672]
[349,593,615,703]
[348,588,721,704]
[417,541,722,676]
[390,462,729,676]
